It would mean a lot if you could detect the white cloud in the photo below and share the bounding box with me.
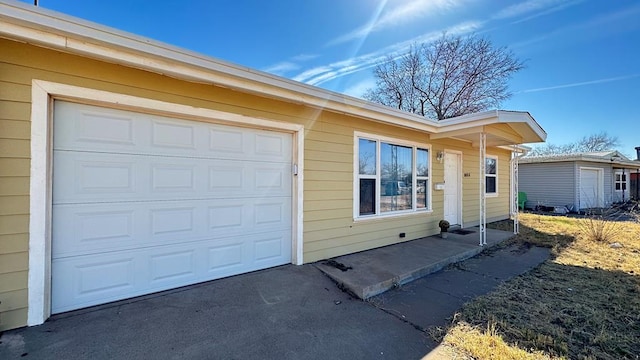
[296,20,483,86]
[291,53,319,62]
[511,3,640,50]
[328,0,468,46]
[262,53,320,75]
[262,62,300,75]
[510,0,583,24]
[492,0,566,20]
[294,0,583,87]
[518,74,640,93]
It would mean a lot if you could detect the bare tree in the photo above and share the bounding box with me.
[364,34,525,120]
[527,132,620,157]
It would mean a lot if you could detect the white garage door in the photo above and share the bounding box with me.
[579,168,603,208]
[51,101,293,313]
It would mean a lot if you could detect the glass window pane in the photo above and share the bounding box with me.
[381,143,412,212]
[485,157,497,175]
[417,179,428,209]
[417,148,429,177]
[359,179,376,215]
[486,176,497,193]
[359,139,376,175]
[622,183,627,190]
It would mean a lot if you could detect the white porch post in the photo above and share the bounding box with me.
[511,146,520,234]
[479,132,487,246]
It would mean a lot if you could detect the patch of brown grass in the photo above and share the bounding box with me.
[443,322,556,360]
[440,213,640,359]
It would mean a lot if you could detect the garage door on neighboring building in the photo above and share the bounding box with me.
[51,101,293,313]
[579,167,603,208]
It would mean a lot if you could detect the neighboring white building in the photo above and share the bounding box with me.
[519,151,640,210]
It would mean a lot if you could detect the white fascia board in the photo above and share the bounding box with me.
[0,0,546,143]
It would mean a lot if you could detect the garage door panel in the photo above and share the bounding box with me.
[54,152,291,204]
[148,249,197,284]
[52,101,293,313]
[54,102,292,162]
[52,229,290,313]
[52,253,139,313]
[54,197,290,257]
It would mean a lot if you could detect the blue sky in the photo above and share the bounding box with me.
[25,0,640,156]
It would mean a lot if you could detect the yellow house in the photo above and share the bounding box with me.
[0,1,546,330]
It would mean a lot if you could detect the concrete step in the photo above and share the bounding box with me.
[314,227,514,299]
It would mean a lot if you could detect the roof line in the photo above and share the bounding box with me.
[0,0,545,143]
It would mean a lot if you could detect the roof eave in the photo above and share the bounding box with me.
[0,0,545,145]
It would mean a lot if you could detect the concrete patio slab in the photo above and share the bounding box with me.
[314,227,515,299]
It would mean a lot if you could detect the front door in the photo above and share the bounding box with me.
[444,152,461,225]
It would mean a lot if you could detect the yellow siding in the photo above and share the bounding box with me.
[0,37,515,330]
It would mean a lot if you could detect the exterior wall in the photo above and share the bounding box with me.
[0,38,514,330]
[457,147,512,227]
[519,162,575,208]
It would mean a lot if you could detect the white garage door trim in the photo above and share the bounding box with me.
[28,80,305,325]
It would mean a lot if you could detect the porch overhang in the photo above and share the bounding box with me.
[432,110,546,147]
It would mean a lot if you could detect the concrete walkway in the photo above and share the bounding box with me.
[315,227,515,299]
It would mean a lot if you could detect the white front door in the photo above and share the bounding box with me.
[51,101,293,314]
[444,152,461,225]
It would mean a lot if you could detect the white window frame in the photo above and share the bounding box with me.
[485,155,498,197]
[353,131,432,220]
[614,170,627,192]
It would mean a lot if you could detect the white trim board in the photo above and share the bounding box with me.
[28,79,305,326]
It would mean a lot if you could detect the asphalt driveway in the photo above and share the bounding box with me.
[0,243,549,359]
[1,265,435,359]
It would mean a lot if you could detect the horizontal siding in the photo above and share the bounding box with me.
[0,287,27,313]
[0,233,28,254]
[0,308,26,332]
[0,195,29,215]
[0,252,28,274]
[519,162,575,207]
[0,271,28,293]
[0,100,31,120]
[0,119,30,139]
[304,199,352,212]
[0,81,30,102]
[0,177,30,196]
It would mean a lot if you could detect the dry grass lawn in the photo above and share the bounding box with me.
[436,213,640,359]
